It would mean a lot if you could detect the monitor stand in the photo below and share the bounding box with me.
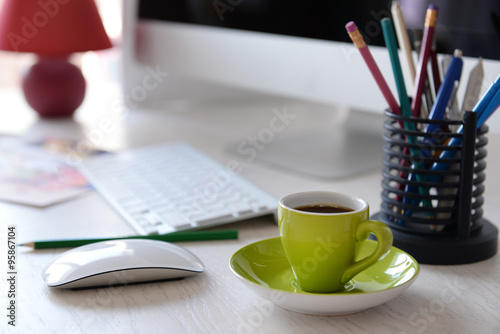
[226,104,385,179]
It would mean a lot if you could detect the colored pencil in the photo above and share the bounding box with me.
[430,46,441,93]
[380,18,412,120]
[345,21,400,115]
[391,1,416,85]
[19,229,239,249]
[381,18,433,214]
[411,5,438,117]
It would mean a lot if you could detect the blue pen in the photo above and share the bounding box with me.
[429,73,500,177]
[425,50,463,138]
[473,73,500,115]
[401,51,464,218]
[417,50,462,159]
[477,87,500,126]
[404,70,498,219]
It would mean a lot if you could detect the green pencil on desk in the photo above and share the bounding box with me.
[19,229,238,250]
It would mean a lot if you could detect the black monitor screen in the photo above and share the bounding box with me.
[138,0,500,60]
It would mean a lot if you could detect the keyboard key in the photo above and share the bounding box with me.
[193,212,235,227]
[156,211,192,229]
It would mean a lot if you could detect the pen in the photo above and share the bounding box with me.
[441,54,451,74]
[411,4,438,117]
[433,81,500,220]
[445,80,460,130]
[19,229,239,249]
[345,21,400,115]
[437,58,480,219]
[430,73,500,175]
[425,49,463,137]
[462,58,484,113]
[477,82,500,126]
[472,72,500,125]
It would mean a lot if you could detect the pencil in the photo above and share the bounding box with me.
[430,45,441,93]
[380,17,414,203]
[19,229,239,249]
[392,0,431,120]
[380,18,412,120]
[346,20,407,205]
[345,21,401,115]
[411,29,431,119]
[411,4,438,117]
[381,18,433,215]
[391,1,416,85]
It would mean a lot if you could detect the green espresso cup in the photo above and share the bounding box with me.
[278,191,393,293]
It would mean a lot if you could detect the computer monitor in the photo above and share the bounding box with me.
[122,0,500,178]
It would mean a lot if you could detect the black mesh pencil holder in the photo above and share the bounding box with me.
[372,110,498,264]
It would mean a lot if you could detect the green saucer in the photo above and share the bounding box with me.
[230,237,419,315]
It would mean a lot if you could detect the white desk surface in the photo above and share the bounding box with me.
[1,86,500,334]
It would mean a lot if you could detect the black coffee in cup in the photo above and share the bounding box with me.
[294,203,354,214]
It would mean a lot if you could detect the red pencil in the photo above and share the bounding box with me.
[410,5,438,117]
[346,21,401,115]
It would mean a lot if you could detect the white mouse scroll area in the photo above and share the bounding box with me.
[42,239,205,288]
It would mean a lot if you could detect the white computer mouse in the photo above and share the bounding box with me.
[42,239,205,289]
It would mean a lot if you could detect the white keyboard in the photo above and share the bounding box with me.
[79,142,278,235]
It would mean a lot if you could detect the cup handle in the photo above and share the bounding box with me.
[340,220,393,284]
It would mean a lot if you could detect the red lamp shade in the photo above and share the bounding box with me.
[0,0,111,54]
[0,0,112,117]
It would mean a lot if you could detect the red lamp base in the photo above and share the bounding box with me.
[22,55,86,118]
